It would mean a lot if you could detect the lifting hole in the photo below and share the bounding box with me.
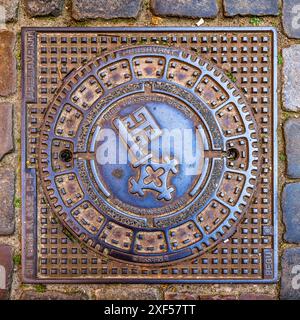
[59,149,73,163]
[227,148,239,161]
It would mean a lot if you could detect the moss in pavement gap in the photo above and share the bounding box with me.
[282,112,291,121]
[13,254,22,266]
[14,197,21,208]
[35,284,47,293]
[278,54,283,65]
[73,20,89,27]
[15,32,22,71]
[279,153,286,162]
[249,17,263,26]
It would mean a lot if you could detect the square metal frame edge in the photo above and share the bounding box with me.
[21,26,278,284]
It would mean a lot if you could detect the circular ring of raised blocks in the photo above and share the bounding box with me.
[38,46,259,265]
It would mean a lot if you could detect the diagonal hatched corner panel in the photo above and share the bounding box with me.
[22,27,278,283]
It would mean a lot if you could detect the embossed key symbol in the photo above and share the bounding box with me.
[114,106,162,167]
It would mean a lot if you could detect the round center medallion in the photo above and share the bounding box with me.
[89,92,207,217]
[38,46,258,265]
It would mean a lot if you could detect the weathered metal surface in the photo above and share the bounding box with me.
[22,27,277,283]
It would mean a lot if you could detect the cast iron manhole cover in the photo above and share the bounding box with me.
[22,27,278,283]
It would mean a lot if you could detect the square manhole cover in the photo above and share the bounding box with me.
[22,27,277,283]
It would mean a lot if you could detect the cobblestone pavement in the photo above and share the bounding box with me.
[0,0,299,300]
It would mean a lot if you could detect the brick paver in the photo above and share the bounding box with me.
[284,119,300,178]
[0,167,15,235]
[282,183,300,243]
[283,45,300,112]
[0,31,16,97]
[223,0,279,16]
[72,0,143,20]
[0,0,19,22]
[24,0,64,17]
[151,0,218,18]
[165,292,276,300]
[281,248,300,300]
[20,290,88,300]
[95,286,161,300]
[0,103,13,161]
[165,292,198,300]
[200,295,238,300]
[283,0,300,39]
[239,294,277,300]
[0,245,13,300]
